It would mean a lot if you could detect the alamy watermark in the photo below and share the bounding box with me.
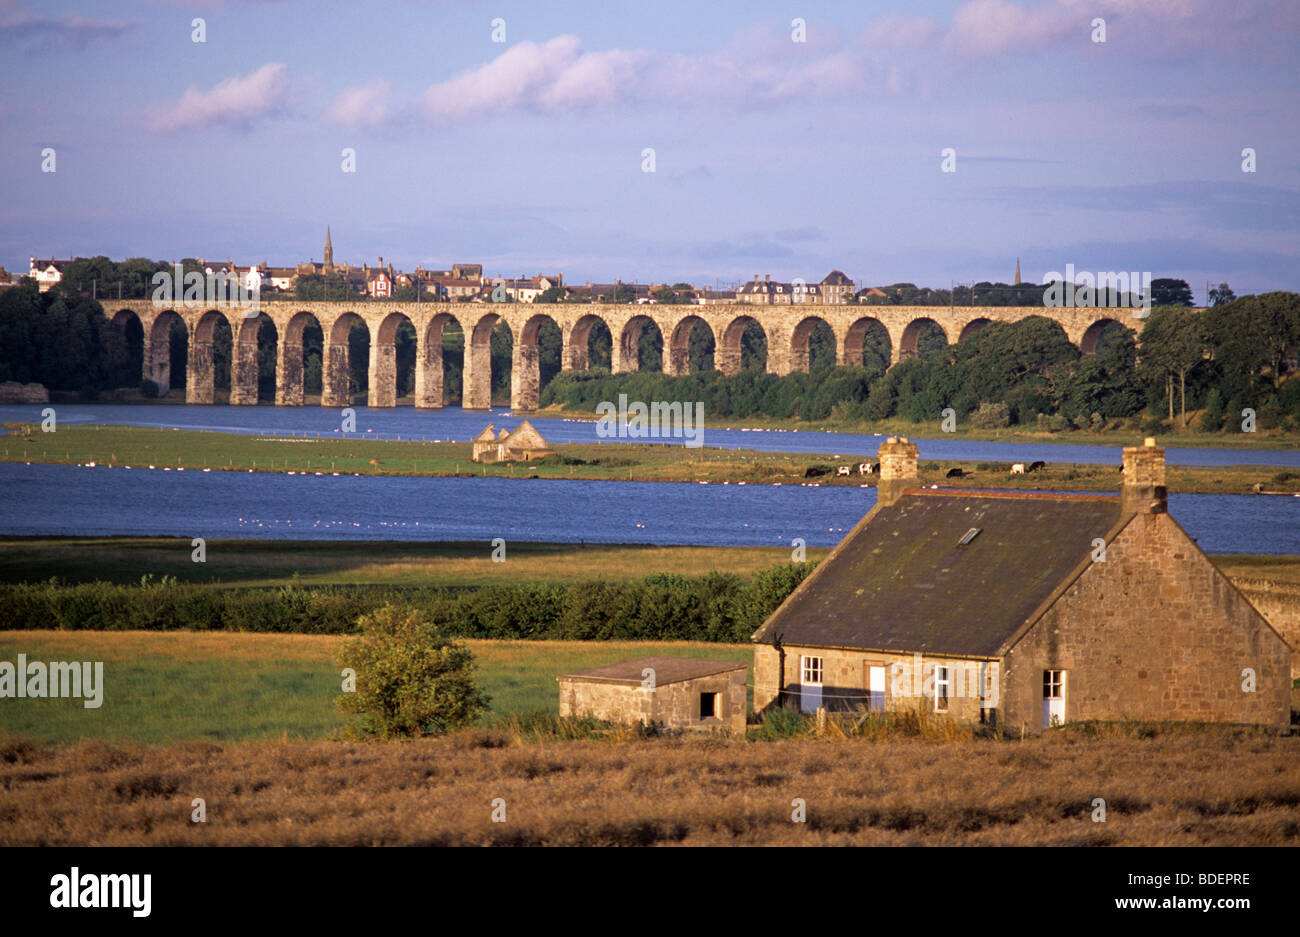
[1042,264,1151,315]
[595,394,704,448]
[1,654,104,708]
[889,653,998,709]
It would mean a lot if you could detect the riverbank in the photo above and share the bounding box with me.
[5,423,1300,494]
[532,404,1300,449]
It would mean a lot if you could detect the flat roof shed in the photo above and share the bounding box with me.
[558,657,747,735]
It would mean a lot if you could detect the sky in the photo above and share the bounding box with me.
[2,0,1298,301]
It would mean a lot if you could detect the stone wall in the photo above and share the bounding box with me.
[1229,578,1300,678]
[1002,513,1293,732]
[559,668,747,734]
[753,643,994,724]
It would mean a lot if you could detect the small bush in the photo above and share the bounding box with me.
[140,379,161,398]
[969,402,1010,429]
[336,606,490,739]
[751,706,810,741]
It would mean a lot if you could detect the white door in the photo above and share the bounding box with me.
[1043,670,1065,728]
[801,656,823,712]
[867,665,885,712]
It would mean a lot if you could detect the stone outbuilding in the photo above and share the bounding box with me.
[558,657,747,734]
[470,419,554,463]
[752,437,1293,733]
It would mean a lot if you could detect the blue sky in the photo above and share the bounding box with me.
[2,0,1298,299]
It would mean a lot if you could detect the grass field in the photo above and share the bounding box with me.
[3,725,1297,845]
[0,537,824,586]
[0,630,752,746]
[5,422,1300,493]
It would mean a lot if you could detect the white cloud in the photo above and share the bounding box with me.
[403,2,1300,127]
[324,80,392,129]
[148,63,289,132]
[421,33,896,125]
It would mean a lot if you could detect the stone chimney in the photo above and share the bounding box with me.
[1122,437,1167,514]
[876,436,919,507]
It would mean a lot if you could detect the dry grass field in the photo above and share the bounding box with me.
[2,727,1297,846]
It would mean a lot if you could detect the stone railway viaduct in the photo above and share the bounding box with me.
[103,300,1148,412]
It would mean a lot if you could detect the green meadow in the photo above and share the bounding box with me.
[0,631,752,746]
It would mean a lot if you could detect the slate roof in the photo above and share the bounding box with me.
[753,489,1126,658]
[560,657,746,687]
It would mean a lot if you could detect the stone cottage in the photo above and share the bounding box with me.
[558,657,747,734]
[752,437,1293,733]
[470,419,554,463]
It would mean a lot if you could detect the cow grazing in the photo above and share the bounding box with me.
[1010,463,1025,475]
[1027,461,1046,473]
[837,465,852,477]
[945,467,965,478]
[858,462,873,475]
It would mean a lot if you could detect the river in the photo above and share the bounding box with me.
[1,462,1295,553]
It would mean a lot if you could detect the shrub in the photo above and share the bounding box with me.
[140,379,160,398]
[751,706,809,741]
[969,402,1010,429]
[335,606,491,739]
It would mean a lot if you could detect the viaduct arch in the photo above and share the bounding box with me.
[99,301,1161,412]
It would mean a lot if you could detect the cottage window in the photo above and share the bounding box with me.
[934,665,950,712]
[802,656,823,684]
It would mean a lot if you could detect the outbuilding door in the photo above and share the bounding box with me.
[800,656,823,712]
[1042,670,1066,728]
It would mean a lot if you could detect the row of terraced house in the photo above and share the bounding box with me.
[18,230,884,306]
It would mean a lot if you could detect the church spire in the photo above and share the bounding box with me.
[1014,257,1021,286]
[324,226,334,272]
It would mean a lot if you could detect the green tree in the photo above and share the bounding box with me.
[1208,282,1236,307]
[1138,307,1205,427]
[652,285,679,305]
[336,606,490,739]
[1150,278,1194,307]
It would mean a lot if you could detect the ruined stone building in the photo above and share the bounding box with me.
[558,657,748,734]
[470,419,554,463]
[752,437,1293,733]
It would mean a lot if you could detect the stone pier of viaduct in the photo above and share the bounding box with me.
[103,300,1152,412]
